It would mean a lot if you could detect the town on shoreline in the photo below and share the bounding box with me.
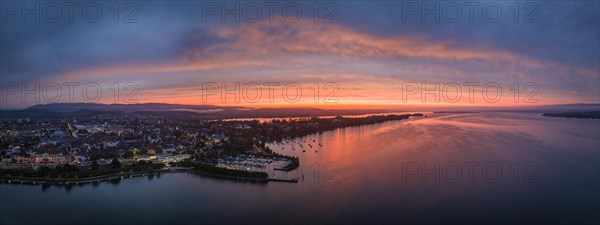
[1,113,423,184]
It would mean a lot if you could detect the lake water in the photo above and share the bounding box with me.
[1,112,599,224]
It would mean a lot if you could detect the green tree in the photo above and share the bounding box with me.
[110,158,122,169]
[91,160,99,170]
[123,150,135,159]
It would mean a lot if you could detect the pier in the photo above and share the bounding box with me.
[268,177,299,183]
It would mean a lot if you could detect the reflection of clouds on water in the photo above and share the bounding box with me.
[393,113,598,177]
[282,112,599,223]
[269,112,598,186]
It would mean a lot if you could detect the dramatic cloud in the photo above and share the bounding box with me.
[1,1,598,108]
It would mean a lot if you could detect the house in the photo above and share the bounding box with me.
[158,154,191,163]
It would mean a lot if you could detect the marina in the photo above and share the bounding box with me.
[215,153,296,173]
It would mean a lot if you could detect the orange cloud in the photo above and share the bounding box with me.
[57,20,598,107]
[61,21,546,80]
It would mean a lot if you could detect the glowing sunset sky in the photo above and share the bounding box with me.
[1,1,598,109]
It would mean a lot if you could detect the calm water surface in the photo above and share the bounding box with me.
[1,113,599,224]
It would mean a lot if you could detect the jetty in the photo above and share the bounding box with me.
[268,177,299,183]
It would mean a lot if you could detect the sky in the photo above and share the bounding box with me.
[1,0,599,109]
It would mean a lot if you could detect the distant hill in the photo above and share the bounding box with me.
[1,103,392,119]
[0,109,64,118]
[543,111,600,119]
[527,103,600,112]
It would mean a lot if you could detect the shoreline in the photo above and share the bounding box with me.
[0,168,299,186]
[0,170,166,185]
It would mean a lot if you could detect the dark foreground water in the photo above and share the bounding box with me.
[1,113,599,224]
